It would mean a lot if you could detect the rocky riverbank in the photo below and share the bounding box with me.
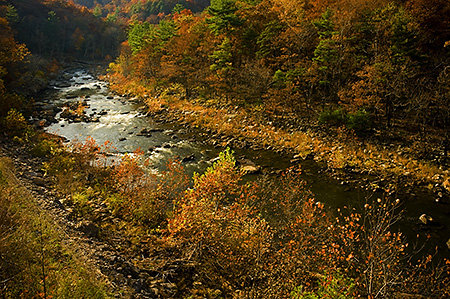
[137,99,447,201]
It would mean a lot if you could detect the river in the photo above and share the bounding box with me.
[38,67,450,260]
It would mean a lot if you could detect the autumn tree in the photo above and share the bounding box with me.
[9,0,124,59]
[72,27,85,51]
[407,0,450,52]
[339,3,421,127]
[160,10,216,98]
[0,12,29,116]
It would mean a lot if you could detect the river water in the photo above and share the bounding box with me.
[39,68,450,260]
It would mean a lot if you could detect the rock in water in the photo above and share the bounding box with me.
[241,165,260,174]
[238,158,260,174]
[419,214,433,225]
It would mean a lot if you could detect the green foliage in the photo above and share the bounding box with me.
[73,189,94,216]
[272,68,304,89]
[5,4,19,24]
[57,274,106,299]
[291,272,355,299]
[210,37,233,73]
[241,0,262,5]
[42,152,76,175]
[172,3,185,14]
[318,108,347,126]
[207,0,243,35]
[31,137,60,157]
[128,20,178,55]
[312,9,339,86]
[92,5,102,18]
[390,7,421,63]
[189,147,238,202]
[256,20,285,59]
[312,9,336,40]
[1,108,29,136]
[145,0,167,16]
[272,69,287,87]
[156,19,178,43]
[346,109,371,133]
[128,21,156,54]
[319,108,372,134]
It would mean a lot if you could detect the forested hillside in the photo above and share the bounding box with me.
[7,0,124,59]
[71,0,210,22]
[0,0,125,115]
[108,0,450,158]
[0,2,32,115]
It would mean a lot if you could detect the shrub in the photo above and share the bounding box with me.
[291,271,355,299]
[72,189,95,216]
[30,137,60,157]
[0,90,25,118]
[167,149,450,297]
[168,148,274,296]
[167,151,348,297]
[1,108,29,136]
[347,109,371,133]
[318,108,347,127]
[319,108,372,134]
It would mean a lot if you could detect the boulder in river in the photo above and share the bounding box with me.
[238,158,261,174]
[55,82,71,88]
[241,165,260,174]
[419,214,434,225]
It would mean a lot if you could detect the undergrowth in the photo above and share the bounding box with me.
[37,133,450,298]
